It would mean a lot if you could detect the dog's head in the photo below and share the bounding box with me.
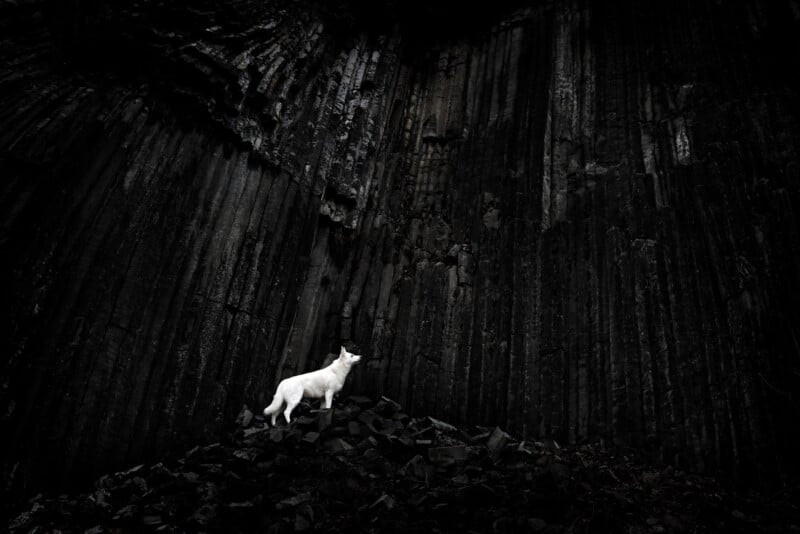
[339,346,362,366]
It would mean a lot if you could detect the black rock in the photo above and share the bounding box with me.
[302,432,320,444]
[347,396,373,406]
[236,406,255,428]
[428,446,468,466]
[6,395,799,534]
[486,427,510,454]
[294,416,315,427]
[277,493,311,510]
[317,410,333,432]
[322,438,353,454]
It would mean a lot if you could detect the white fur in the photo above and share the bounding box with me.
[262,346,362,425]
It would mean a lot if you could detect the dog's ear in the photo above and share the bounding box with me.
[340,345,346,358]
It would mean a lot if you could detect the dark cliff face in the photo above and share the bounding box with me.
[2,0,799,492]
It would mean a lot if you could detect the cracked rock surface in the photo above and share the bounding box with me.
[2,0,800,493]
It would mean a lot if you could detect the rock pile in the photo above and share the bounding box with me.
[7,396,799,533]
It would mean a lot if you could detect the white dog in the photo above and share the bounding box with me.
[263,346,362,425]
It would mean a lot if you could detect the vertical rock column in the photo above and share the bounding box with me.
[2,0,799,490]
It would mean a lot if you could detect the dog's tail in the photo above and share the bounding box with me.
[262,389,284,417]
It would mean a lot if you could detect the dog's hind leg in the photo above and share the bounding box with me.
[284,399,300,424]
[263,389,285,427]
[283,389,303,424]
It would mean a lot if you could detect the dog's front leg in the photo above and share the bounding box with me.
[324,389,333,409]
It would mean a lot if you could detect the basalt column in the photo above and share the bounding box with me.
[1,0,799,492]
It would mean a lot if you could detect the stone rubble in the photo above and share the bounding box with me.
[6,396,799,533]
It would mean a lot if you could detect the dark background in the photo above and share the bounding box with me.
[2,0,800,495]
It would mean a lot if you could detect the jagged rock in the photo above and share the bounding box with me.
[486,427,510,454]
[347,396,373,406]
[428,446,468,466]
[396,435,415,448]
[190,503,217,525]
[528,518,547,532]
[317,411,333,433]
[294,416,315,427]
[270,429,287,443]
[540,439,560,451]
[2,0,800,492]
[427,417,458,433]
[356,436,379,453]
[244,426,268,438]
[451,474,469,485]
[113,504,136,521]
[9,395,793,533]
[400,454,432,480]
[301,432,320,444]
[236,406,254,428]
[347,421,361,437]
[376,397,402,415]
[142,515,163,527]
[322,438,353,454]
[294,513,311,532]
[369,494,396,511]
[233,449,260,462]
[277,493,311,510]
[227,501,255,510]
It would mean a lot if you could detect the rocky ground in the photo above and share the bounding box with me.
[5,396,799,533]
